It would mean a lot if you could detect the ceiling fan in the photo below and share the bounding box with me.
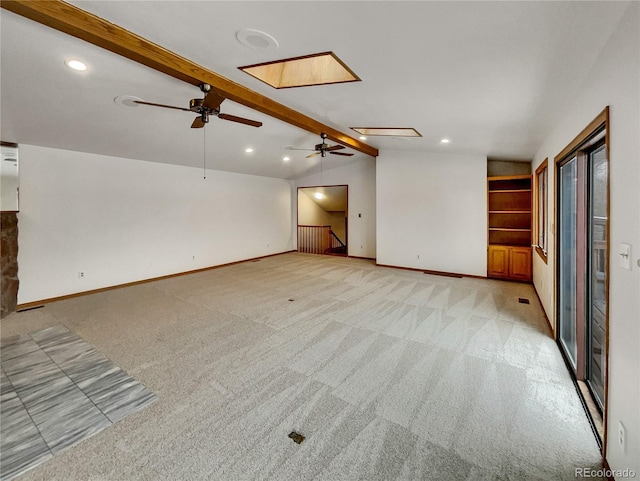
[133,83,262,129]
[287,133,354,158]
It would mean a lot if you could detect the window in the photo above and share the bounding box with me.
[534,159,548,262]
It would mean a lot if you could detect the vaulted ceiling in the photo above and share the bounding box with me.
[0,1,629,179]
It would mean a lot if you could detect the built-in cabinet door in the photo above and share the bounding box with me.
[488,245,532,281]
[488,246,509,277]
[509,247,532,280]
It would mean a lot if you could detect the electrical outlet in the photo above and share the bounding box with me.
[78,272,85,279]
[619,421,626,452]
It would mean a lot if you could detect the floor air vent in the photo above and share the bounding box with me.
[423,270,463,278]
[17,305,45,313]
[288,431,305,444]
[518,298,530,304]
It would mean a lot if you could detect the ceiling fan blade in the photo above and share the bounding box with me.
[330,151,354,156]
[191,117,205,128]
[326,144,345,151]
[203,91,225,111]
[285,146,315,151]
[133,100,191,112]
[218,113,262,127]
[306,152,320,158]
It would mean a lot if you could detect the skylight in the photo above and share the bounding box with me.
[350,127,422,137]
[239,51,360,89]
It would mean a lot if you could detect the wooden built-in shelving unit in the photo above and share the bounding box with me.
[487,175,532,281]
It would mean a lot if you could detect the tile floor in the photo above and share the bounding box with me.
[0,325,156,481]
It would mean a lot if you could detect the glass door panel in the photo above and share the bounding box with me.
[587,144,607,408]
[559,157,578,367]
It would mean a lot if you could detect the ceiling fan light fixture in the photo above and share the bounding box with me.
[239,51,360,89]
[133,86,262,129]
[351,127,422,137]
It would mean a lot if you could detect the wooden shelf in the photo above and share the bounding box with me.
[489,242,532,247]
[489,211,531,229]
[489,228,531,232]
[487,175,531,181]
[488,190,531,211]
[488,189,532,193]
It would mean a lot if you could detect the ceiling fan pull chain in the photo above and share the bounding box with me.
[203,128,206,179]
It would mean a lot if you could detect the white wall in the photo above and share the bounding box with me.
[297,189,332,226]
[327,211,347,243]
[294,157,376,258]
[17,144,292,304]
[531,3,639,472]
[1,144,19,211]
[377,150,487,276]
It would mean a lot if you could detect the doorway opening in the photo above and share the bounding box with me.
[297,185,348,256]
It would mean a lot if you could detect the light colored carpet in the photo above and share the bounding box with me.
[0,253,602,480]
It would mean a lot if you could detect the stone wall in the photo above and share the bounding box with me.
[1,212,19,318]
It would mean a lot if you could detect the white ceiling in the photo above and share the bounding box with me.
[0,1,629,180]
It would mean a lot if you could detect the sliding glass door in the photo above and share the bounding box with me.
[556,132,608,411]
[587,144,608,408]
[558,157,579,368]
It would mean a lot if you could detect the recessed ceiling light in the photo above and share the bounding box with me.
[245,148,254,153]
[351,127,422,137]
[65,59,87,71]
[314,192,324,200]
[236,29,279,50]
[440,138,451,144]
[239,51,360,89]
[283,156,290,162]
[359,136,367,141]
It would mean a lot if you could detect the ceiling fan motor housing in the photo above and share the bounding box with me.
[189,98,204,112]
